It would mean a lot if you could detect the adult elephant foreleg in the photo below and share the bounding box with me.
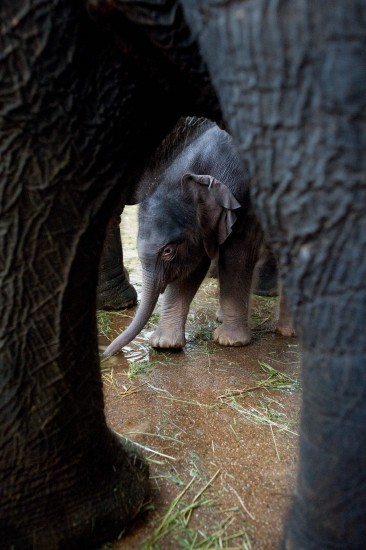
[282,226,366,548]
[182,0,366,546]
[0,2,165,547]
[0,199,148,549]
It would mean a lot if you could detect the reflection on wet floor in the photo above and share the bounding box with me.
[120,334,153,363]
[98,205,301,550]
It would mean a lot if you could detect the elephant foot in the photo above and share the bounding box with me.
[97,274,138,311]
[276,292,296,337]
[215,306,223,322]
[149,326,186,349]
[2,430,149,549]
[276,322,296,337]
[213,324,252,346]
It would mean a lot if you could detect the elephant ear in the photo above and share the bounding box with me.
[181,173,242,260]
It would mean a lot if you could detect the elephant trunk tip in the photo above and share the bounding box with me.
[103,332,130,357]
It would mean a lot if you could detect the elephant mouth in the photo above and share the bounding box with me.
[154,264,175,294]
[159,284,168,295]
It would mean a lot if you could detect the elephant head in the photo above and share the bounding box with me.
[103,173,242,356]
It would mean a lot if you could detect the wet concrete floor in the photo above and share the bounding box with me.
[98,206,301,549]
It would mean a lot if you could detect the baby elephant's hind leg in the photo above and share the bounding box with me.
[215,222,262,346]
[276,286,296,337]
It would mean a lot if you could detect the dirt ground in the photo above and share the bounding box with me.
[98,206,302,550]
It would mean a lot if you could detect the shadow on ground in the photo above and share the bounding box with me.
[98,206,301,550]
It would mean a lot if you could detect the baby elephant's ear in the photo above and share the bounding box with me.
[181,173,242,260]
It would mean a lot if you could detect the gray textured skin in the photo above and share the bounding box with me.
[182,2,366,548]
[97,209,137,310]
[0,1,219,547]
[0,0,365,548]
[104,119,292,356]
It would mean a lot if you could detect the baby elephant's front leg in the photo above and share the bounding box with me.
[149,282,187,348]
[149,260,209,349]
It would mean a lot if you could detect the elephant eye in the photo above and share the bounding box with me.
[161,244,176,261]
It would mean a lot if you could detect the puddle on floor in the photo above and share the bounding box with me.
[98,205,301,550]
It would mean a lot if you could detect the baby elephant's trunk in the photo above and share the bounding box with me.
[103,270,160,356]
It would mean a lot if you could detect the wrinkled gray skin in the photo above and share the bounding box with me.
[104,119,293,356]
[1,0,365,548]
[97,208,137,310]
[0,1,220,548]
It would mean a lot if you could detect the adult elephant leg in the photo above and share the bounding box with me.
[0,220,149,550]
[1,0,223,544]
[0,5,153,547]
[150,257,211,348]
[282,226,366,548]
[183,0,366,546]
[0,0,221,544]
[97,207,137,310]
[0,193,148,547]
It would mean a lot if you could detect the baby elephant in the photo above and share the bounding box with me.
[104,118,292,356]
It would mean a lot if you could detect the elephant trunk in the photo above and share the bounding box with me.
[103,269,160,357]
